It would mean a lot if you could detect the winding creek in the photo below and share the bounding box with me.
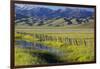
[16,40,64,57]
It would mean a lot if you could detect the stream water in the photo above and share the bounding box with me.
[16,40,64,56]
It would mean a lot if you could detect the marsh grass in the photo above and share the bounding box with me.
[15,28,94,65]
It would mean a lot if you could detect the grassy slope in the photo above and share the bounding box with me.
[15,17,94,29]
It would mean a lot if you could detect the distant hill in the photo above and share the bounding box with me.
[15,4,94,19]
[15,4,94,27]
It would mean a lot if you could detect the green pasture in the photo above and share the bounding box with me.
[15,27,95,65]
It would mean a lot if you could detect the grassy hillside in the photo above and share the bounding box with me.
[15,17,94,29]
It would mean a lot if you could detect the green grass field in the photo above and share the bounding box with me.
[15,26,95,66]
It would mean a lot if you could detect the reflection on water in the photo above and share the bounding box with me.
[16,40,64,56]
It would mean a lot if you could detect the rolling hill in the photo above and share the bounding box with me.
[15,4,94,28]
